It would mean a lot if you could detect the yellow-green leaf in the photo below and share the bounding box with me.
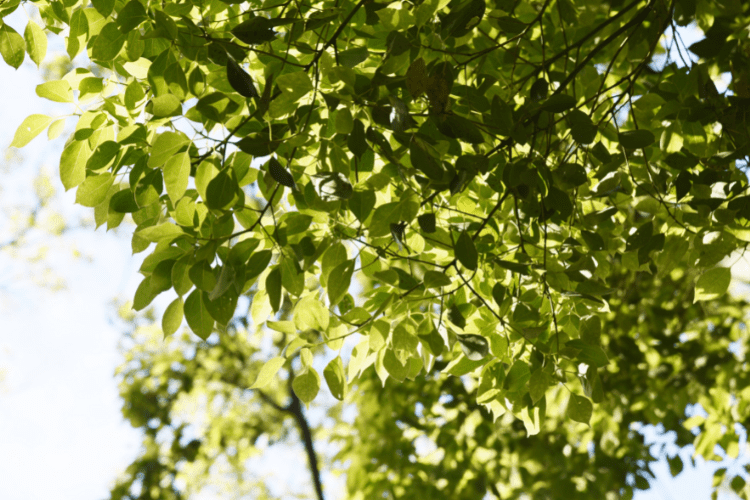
[24,21,46,67]
[162,297,184,337]
[251,357,286,389]
[36,80,74,103]
[11,114,53,148]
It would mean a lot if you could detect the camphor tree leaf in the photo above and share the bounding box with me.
[454,230,478,270]
[312,172,353,201]
[11,114,53,148]
[417,213,436,233]
[568,110,597,144]
[457,334,489,361]
[162,297,184,337]
[619,130,656,149]
[75,172,114,207]
[0,23,25,69]
[265,266,282,313]
[36,80,73,103]
[328,260,354,307]
[232,16,277,45]
[251,357,286,389]
[694,267,731,303]
[24,21,46,67]
[292,368,320,407]
[226,57,258,98]
[268,157,296,189]
[149,132,190,168]
[163,152,190,203]
[91,22,126,61]
[324,356,346,400]
[184,289,214,340]
[566,394,593,425]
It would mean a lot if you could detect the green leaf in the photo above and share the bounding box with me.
[504,360,530,393]
[184,288,214,340]
[383,349,408,382]
[328,259,354,307]
[162,297,184,337]
[0,23,25,69]
[566,394,593,424]
[117,0,147,32]
[417,213,436,233]
[324,356,346,400]
[294,295,329,331]
[47,119,65,140]
[447,304,466,329]
[227,57,258,98]
[267,157,296,189]
[59,140,92,190]
[136,222,184,243]
[149,131,190,168]
[349,189,376,222]
[75,172,114,207]
[133,276,158,311]
[24,21,46,67]
[67,9,88,59]
[11,114,52,148]
[275,71,313,102]
[251,357,286,389]
[542,94,576,113]
[91,22,126,61]
[266,267,282,313]
[206,170,238,210]
[36,80,73,103]
[163,152,190,203]
[151,94,182,117]
[668,454,684,477]
[492,283,505,306]
[455,230,478,270]
[410,136,445,181]
[292,368,320,406]
[406,57,427,98]
[338,46,368,68]
[246,250,273,282]
[281,258,304,297]
[444,353,487,376]
[368,202,402,238]
[423,270,451,288]
[529,369,548,403]
[456,334,489,361]
[568,110,597,145]
[694,267,731,303]
[618,130,655,149]
[566,339,609,367]
[232,16,277,45]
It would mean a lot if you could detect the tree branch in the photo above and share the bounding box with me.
[288,381,325,500]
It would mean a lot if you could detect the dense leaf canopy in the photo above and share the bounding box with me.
[5,0,750,496]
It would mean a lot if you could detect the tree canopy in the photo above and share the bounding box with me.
[4,0,750,496]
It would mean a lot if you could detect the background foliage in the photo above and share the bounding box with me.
[4,0,750,496]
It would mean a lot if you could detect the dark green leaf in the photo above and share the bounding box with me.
[455,230,478,270]
[266,267,282,313]
[457,334,489,361]
[618,130,655,149]
[226,57,258,98]
[566,394,593,424]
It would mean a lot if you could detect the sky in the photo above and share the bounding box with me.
[0,7,747,500]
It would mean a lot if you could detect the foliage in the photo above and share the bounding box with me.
[5,0,750,495]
